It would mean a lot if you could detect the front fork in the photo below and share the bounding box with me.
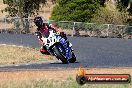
[65,41,73,61]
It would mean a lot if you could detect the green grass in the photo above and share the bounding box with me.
[0,77,130,88]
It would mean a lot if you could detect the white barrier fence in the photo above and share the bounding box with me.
[0,17,132,38]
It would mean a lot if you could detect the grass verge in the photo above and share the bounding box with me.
[0,72,130,88]
[0,68,131,88]
[0,45,53,65]
[0,78,129,88]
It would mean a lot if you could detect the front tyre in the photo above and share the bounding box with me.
[68,53,76,63]
[53,45,68,64]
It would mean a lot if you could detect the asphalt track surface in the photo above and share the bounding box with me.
[0,33,132,71]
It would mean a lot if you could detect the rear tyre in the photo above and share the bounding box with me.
[68,53,76,63]
[53,45,68,64]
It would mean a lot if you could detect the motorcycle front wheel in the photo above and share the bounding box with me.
[53,44,68,64]
[68,53,76,63]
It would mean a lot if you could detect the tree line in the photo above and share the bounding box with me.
[2,0,132,32]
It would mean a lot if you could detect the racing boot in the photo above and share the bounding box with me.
[40,46,50,55]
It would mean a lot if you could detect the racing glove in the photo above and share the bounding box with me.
[60,32,67,40]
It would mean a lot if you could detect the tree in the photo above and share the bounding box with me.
[116,0,132,25]
[117,0,129,10]
[117,0,132,14]
[50,0,101,22]
[3,0,49,33]
[100,0,106,6]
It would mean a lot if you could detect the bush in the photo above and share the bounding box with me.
[50,0,101,22]
[91,7,129,25]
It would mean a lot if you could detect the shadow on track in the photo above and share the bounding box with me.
[50,61,79,64]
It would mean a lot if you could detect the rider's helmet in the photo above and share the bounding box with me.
[34,16,43,27]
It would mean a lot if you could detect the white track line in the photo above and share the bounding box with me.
[15,65,19,66]
[0,44,30,48]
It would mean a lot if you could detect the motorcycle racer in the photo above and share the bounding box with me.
[34,16,72,55]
